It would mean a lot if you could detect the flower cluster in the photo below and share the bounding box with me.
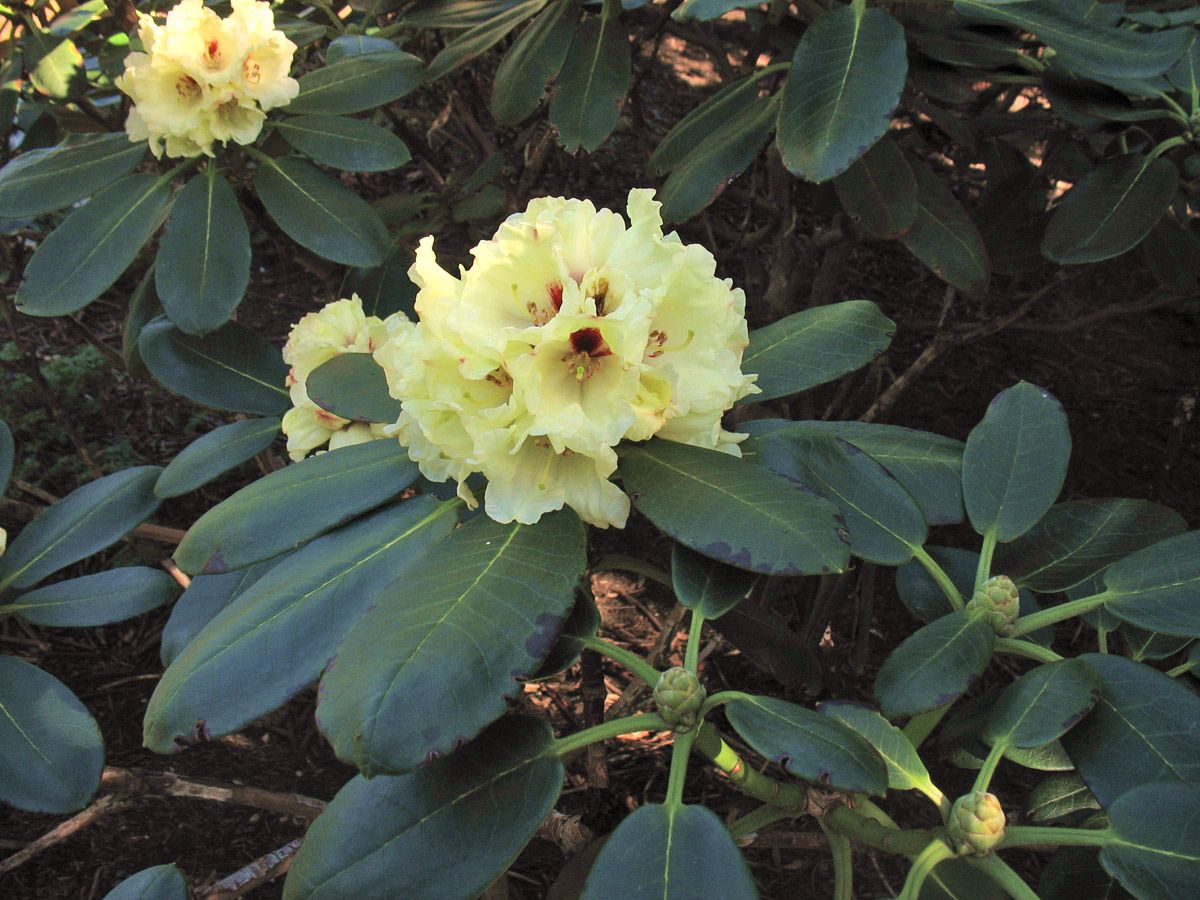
[281,296,396,462]
[115,0,298,158]
[371,189,758,528]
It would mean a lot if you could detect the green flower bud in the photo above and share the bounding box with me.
[968,575,1020,636]
[653,667,706,733]
[947,791,1006,856]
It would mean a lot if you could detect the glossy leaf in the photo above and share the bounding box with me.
[1104,530,1200,636]
[739,301,894,404]
[0,655,103,813]
[1043,155,1179,264]
[102,863,188,900]
[285,717,562,900]
[10,567,179,627]
[985,660,1101,749]
[581,804,757,900]
[549,15,631,152]
[316,511,586,774]
[174,439,420,575]
[962,382,1070,542]
[1062,653,1200,807]
[145,497,455,752]
[620,440,849,576]
[288,52,425,115]
[325,34,400,64]
[757,431,927,565]
[491,0,580,124]
[995,499,1187,593]
[1123,626,1191,662]
[306,354,401,424]
[1102,783,1200,899]
[160,561,277,667]
[25,31,85,98]
[744,419,965,526]
[426,0,546,81]
[726,696,887,794]
[16,174,174,316]
[834,135,918,239]
[122,268,160,376]
[0,466,161,591]
[819,701,937,797]
[1039,848,1133,900]
[530,587,600,680]
[154,417,281,499]
[340,243,417,319]
[276,116,411,172]
[139,317,290,416]
[253,156,390,266]
[0,420,12,496]
[155,168,250,335]
[1028,773,1100,823]
[776,4,907,183]
[874,610,995,719]
[899,161,990,296]
[670,543,755,619]
[0,133,146,218]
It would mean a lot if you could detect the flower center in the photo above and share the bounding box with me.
[562,327,612,381]
[175,75,201,100]
[244,59,262,85]
[206,39,222,65]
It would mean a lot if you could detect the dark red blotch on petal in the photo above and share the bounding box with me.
[547,281,564,312]
[570,327,612,357]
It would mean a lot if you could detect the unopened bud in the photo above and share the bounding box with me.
[653,667,706,733]
[968,575,1020,636]
[947,791,1006,856]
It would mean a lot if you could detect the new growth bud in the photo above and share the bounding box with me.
[968,575,1020,636]
[653,667,706,733]
[947,791,1006,856]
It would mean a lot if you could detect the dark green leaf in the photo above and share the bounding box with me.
[339,243,417,319]
[1005,738,1074,772]
[306,353,401,424]
[155,168,250,335]
[776,5,907,183]
[1122,626,1191,662]
[995,499,1187,593]
[24,30,85,98]
[173,439,419,575]
[670,543,755,619]
[274,17,327,48]
[922,858,1008,900]
[426,0,546,81]
[0,655,102,813]
[122,268,161,376]
[651,69,775,176]
[1028,773,1100,823]
[1043,155,1179,264]
[620,440,849,576]
[1143,218,1200,292]
[288,52,425,115]
[0,420,12,497]
[145,497,455,752]
[316,511,586,774]
[962,382,1070,542]
[253,156,390,266]
[0,466,161,591]
[756,431,927,565]
[1104,530,1200,637]
[549,16,632,152]
[1102,783,1200,899]
[10,567,179,627]
[744,419,964,526]
[530,587,599,679]
[673,0,763,20]
[819,701,937,797]
[874,610,995,719]
[739,301,894,404]
[899,160,990,296]
[1061,653,1200,807]
[834,135,918,239]
[491,0,580,124]
[102,863,188,900]
[726,695,888,794]
[160,561,277,667]
[399,1,528,29]
[16,174,173,316]
[1039,848,1133,900]
[284,717,563,900]
[155,418,280,499]
[711,600,824,692]
[0,133,146,218]
[325,35,400,64]
[276,116,411,172]
[1167,36,1200,98]
[985,660,1101,749]
[581,804,757,900]
[139,317,290,416]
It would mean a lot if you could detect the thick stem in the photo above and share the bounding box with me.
[998,825,1113,850]
[1097,624,1109,654]
[898,839,957,900]
[699,689,753,718]
[728,803,796,840]
[693,723,808,810]
[972,740,1007,795]
[552,713,667,757]
[912,547,965,611]
[975,532,997,592]
[822,821,854,900]
[994,638,1063,664]
[824,804,937,857]
[578,635,661,686]
[685,609,705,673]
[665,728,698,808]
[967,854,1041,900]
[1167,659,1197,678]
[1008,592,1113,638]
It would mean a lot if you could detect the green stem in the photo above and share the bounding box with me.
[578,636,661,686]
[898,839,957,900]
[994,638,1063,664]
[665,728,698,808]
[1096,624,1109,654]
[552,713,667,757]
[912,547,965,611]
[823,804,939,857]
[822,820,854,900]
[1167,659,1197,678]
[973,740,1007,795]
[998,825,1113,850]
[693,723,808,810]
[602,0,621,20]
[903,704,952,749]
[728,803,795,840]
[1155,90,1193,127]
[699,689,753,718]
[1008,592,1113,638]
[685,609,705,673]
[1150,134,1189,160]
[967,854,1041,900]
[242,145,274,167]
[975,532,997,592]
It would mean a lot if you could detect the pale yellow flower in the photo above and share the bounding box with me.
[0,526,6,557]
